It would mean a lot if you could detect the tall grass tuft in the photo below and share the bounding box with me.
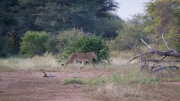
[61,78,84,85]
[0,54,59,71]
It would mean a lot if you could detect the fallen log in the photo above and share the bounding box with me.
[127,49,180,63]
[152,65,179,72]
[127,28,180,73]
[146,59,180,63]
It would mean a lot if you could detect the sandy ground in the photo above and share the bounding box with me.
[0,68,114,101]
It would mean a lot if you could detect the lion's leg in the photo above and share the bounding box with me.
[73,60,79,69]
[80,61,84,69]
[89,60,97,69]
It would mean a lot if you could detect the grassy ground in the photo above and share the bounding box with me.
[0,52,180,101]
[0,54,59,71]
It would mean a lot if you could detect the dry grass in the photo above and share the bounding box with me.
[92,82,180,101]
[88,51,180,101]
[111,50,134,59]
[92,83,145,101]
[0,54,60,71]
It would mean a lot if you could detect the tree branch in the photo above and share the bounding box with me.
[127,51,151,63]
[146,59,180,63]
[140,39,152,50]
[127,40,180,63]
[162,28,171,51]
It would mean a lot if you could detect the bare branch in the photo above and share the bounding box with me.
[162,28,171,51]
[140,39,152,50]
[127,27,180,72]
[127,49,180,64]
[152,65,179,72]
[127,51,151,63]
[146,59,180,63]
[151,56,166,70]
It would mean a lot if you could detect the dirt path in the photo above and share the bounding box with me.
[0,68,114,101]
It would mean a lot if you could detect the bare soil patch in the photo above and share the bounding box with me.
[163,82,180,86]
[0,68,115,101]
[0,67,180,101]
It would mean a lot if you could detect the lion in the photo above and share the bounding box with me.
[62,52,97,69]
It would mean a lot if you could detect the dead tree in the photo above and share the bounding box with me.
[127,28,180,72]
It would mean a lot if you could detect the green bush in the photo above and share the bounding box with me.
[60,35,110,62]
[45,35,58,54]
[20,31,49,57]
[61,78,83,85]
[45,29,84,54]
[110,26,149,51]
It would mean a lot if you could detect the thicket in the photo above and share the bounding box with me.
[19,29,110,62]
[45,29,84,54]
[20,31,49,57]
[60,35,110,62]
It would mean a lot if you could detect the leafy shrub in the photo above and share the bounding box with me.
[60,35,110,62]
[57,29,84,52]
[110,26,149,51]
[46,29,84,54]
[45,35,58,54]
[20,31,49,57]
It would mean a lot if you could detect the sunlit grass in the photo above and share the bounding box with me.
[0,54,60,71]
[84,64,158,87]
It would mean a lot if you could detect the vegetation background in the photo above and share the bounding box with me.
[1,0,180,59]
[1,0,180,101]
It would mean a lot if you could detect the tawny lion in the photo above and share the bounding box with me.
[62,52,97,69]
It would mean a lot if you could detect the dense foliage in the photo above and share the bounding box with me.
[45,29,84,54]
[145,0,180,51]
[20,31,48,57]
[0,0,19,57]
[0,35,8,57]
[1,0,180,58]
[109,14,150,51]
[0,0,122,57]
[60,35,110,62]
